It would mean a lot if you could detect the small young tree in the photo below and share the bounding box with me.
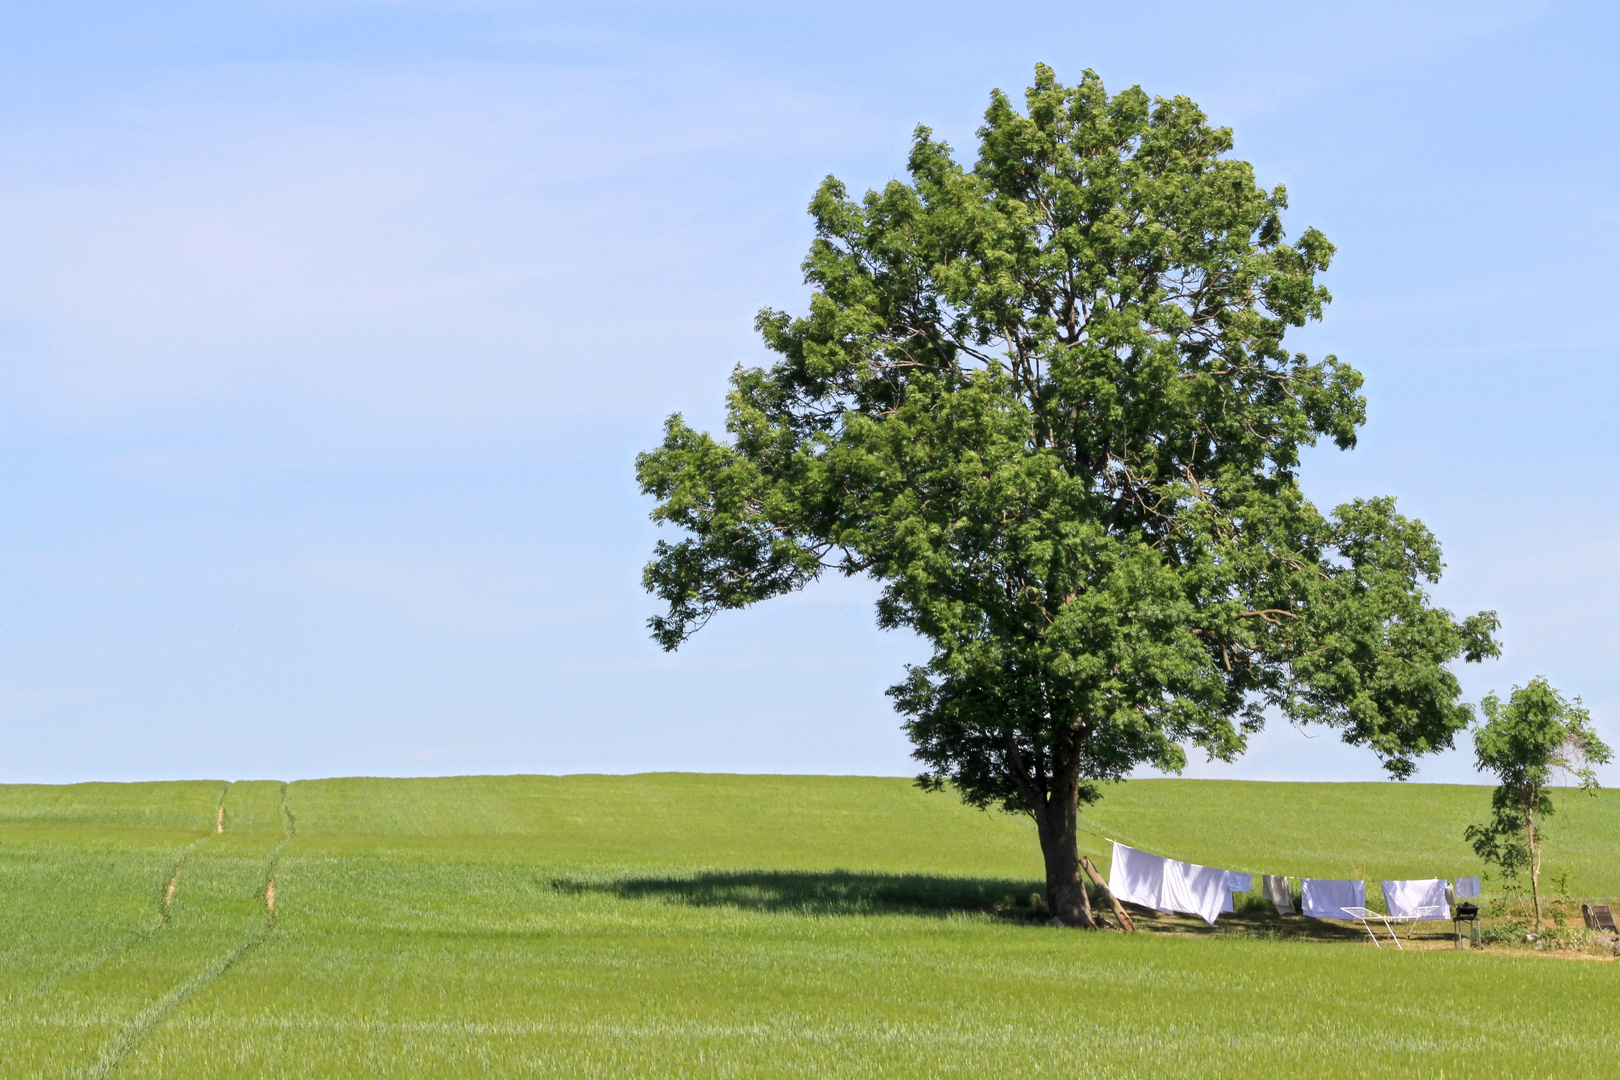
[1465,678,1612,931]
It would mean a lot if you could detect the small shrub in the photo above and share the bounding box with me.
[1534,926,1593,951]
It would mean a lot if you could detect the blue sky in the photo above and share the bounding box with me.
[0,1,1615,786]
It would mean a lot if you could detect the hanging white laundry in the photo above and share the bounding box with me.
[1108,842,1233,924]
[1262,875,1294,915]
[1381,878,1450,920]
[1217,871,1251,913]
[1162,859,1230,926]
[1301,878,1365,919]
[1454,876,1482,899]
[1108,842,1169,912]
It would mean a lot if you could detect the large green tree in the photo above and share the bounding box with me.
[1465,678,1611,931]
[637,66,1499,925]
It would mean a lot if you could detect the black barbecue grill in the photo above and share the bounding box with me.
[1453,901,1480,947]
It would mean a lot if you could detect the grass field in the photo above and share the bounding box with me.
[0,774,1615,1078]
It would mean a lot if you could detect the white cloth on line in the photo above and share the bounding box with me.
[1454,876,1482,899]
[1262,874,1294,915]
[1219,870,1250,913]
[1301,878,1365,919]
[1107,842,1231,925]
[1108,842,1169,913]
[1162,858,1230,926]
[1381,878,1450,920]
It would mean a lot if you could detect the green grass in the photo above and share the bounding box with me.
[0,774,1615,1078]
[0,780,225,832]
[1081,779,1620,895]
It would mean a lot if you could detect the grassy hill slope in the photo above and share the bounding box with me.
[0,774,1615,1078]
[11,772,1607,887]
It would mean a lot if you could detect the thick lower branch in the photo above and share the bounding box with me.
[1081,856,1135,931]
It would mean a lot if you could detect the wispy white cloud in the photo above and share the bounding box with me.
[0,56,871,425]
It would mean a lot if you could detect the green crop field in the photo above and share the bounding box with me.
[0,774,1615,1078]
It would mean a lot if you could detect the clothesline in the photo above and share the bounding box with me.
[1099,839,1482,926]
[1092,835,1477,892]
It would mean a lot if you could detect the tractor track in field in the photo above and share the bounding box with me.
[4,801,228,1012]
[279,781,296,838]
[82,787,295,1078]
[9,926,162,1011]
[0,780,299,1074]
[82,925,271,1080]
[158,831,217,927]
[262,838,289,925]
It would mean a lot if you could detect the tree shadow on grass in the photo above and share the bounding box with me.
[1123,900,1445,945]
[552,870,1046,918]
[1126,904,1353,940]
[554,871,1435,943]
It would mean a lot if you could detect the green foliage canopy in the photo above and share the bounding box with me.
[637,65,1499,919]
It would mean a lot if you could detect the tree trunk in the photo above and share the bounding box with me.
[1036,782,1096,927]
[1528,809,1542,933]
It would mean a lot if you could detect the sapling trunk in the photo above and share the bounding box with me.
[1528,811,1542,932]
